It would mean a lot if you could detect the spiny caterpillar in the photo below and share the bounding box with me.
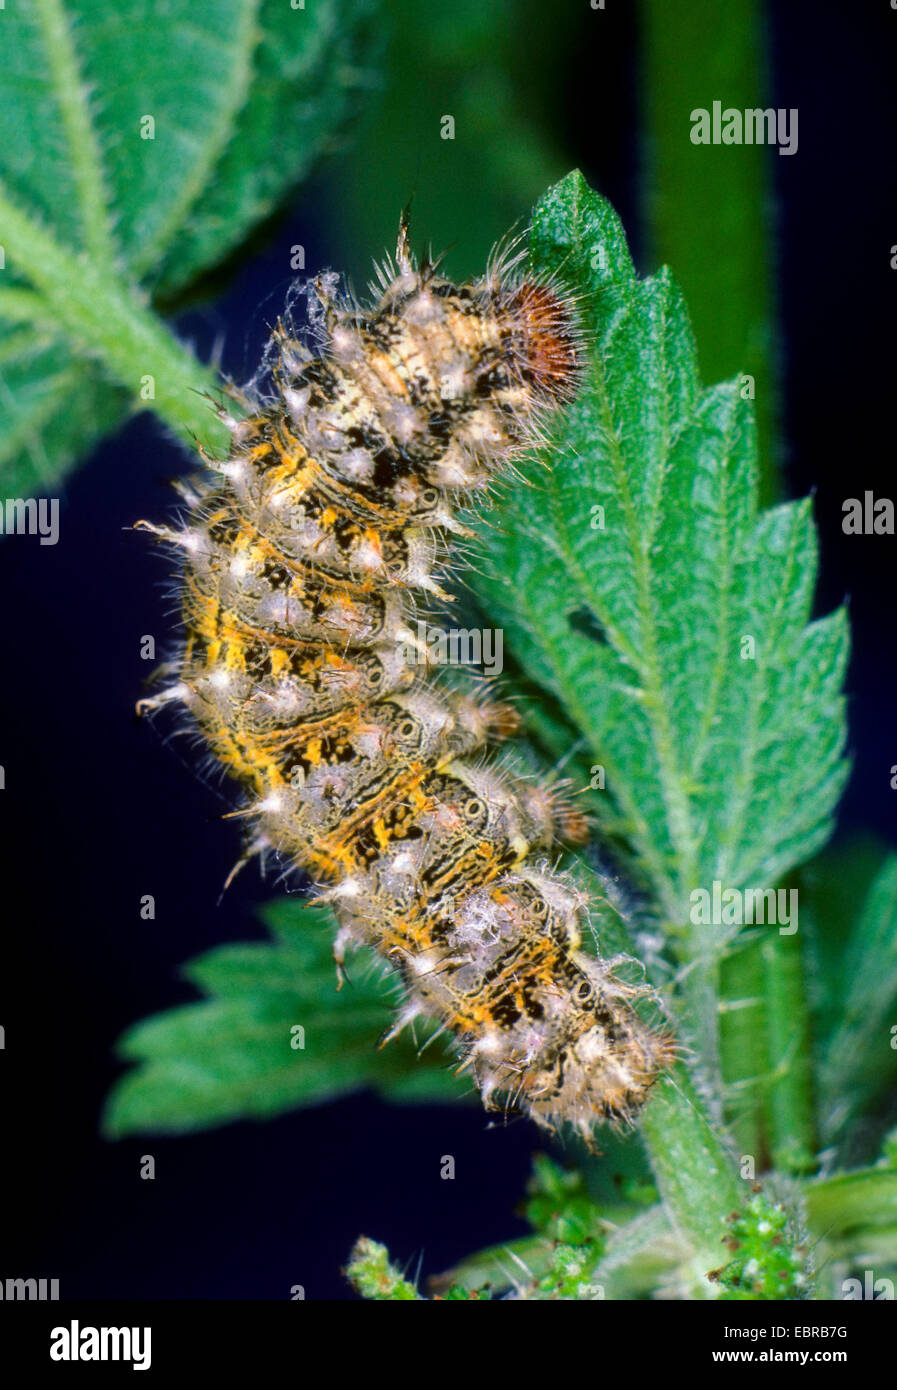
[138,217,675,1138]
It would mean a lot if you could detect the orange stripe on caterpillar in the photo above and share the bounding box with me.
[140,215,675,1137]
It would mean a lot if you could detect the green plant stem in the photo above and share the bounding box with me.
[640,0,807,1190]
[575,875,766,1278]
[761,930,815,1174]
[0,183,230,454]
[640,1066,743,1264]
[640,0,778,502]
[718,930,815,1176]
[718,938,766,1159]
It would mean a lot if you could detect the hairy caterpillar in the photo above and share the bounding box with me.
[138,217,675,1139]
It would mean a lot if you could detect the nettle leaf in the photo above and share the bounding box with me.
[0,320,129,493]
[810,848,897,1147]
[155,0,381,298]
[472,171,849,928]
[102,859,645,1137]
[0,0,379,495]
[804,1167,897,1292]
[102,899,467,1138]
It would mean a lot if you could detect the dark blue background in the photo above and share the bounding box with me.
[0,0,894,1299]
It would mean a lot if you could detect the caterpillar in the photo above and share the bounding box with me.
[138,216,675,1140]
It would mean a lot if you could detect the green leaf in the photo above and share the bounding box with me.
[429,1236,555,1299]
[711,1192,809,1300]
[0,0,380,495]
[0,320,129,494]
[345,1237,424,1300]
[804,1168,897,1291]
[155,0,381,298]
[805,1167,897,1244]
[472,171,849,937]
[815,851,897,1146]
[102,899,467,1138]
[595,1205,688,1300]
[431,1156,669,1300]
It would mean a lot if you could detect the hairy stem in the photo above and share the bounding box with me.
[761,930,815,1173]
[0,183,230,454]
[640,1065,743,1266]
[640,0,779,502]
